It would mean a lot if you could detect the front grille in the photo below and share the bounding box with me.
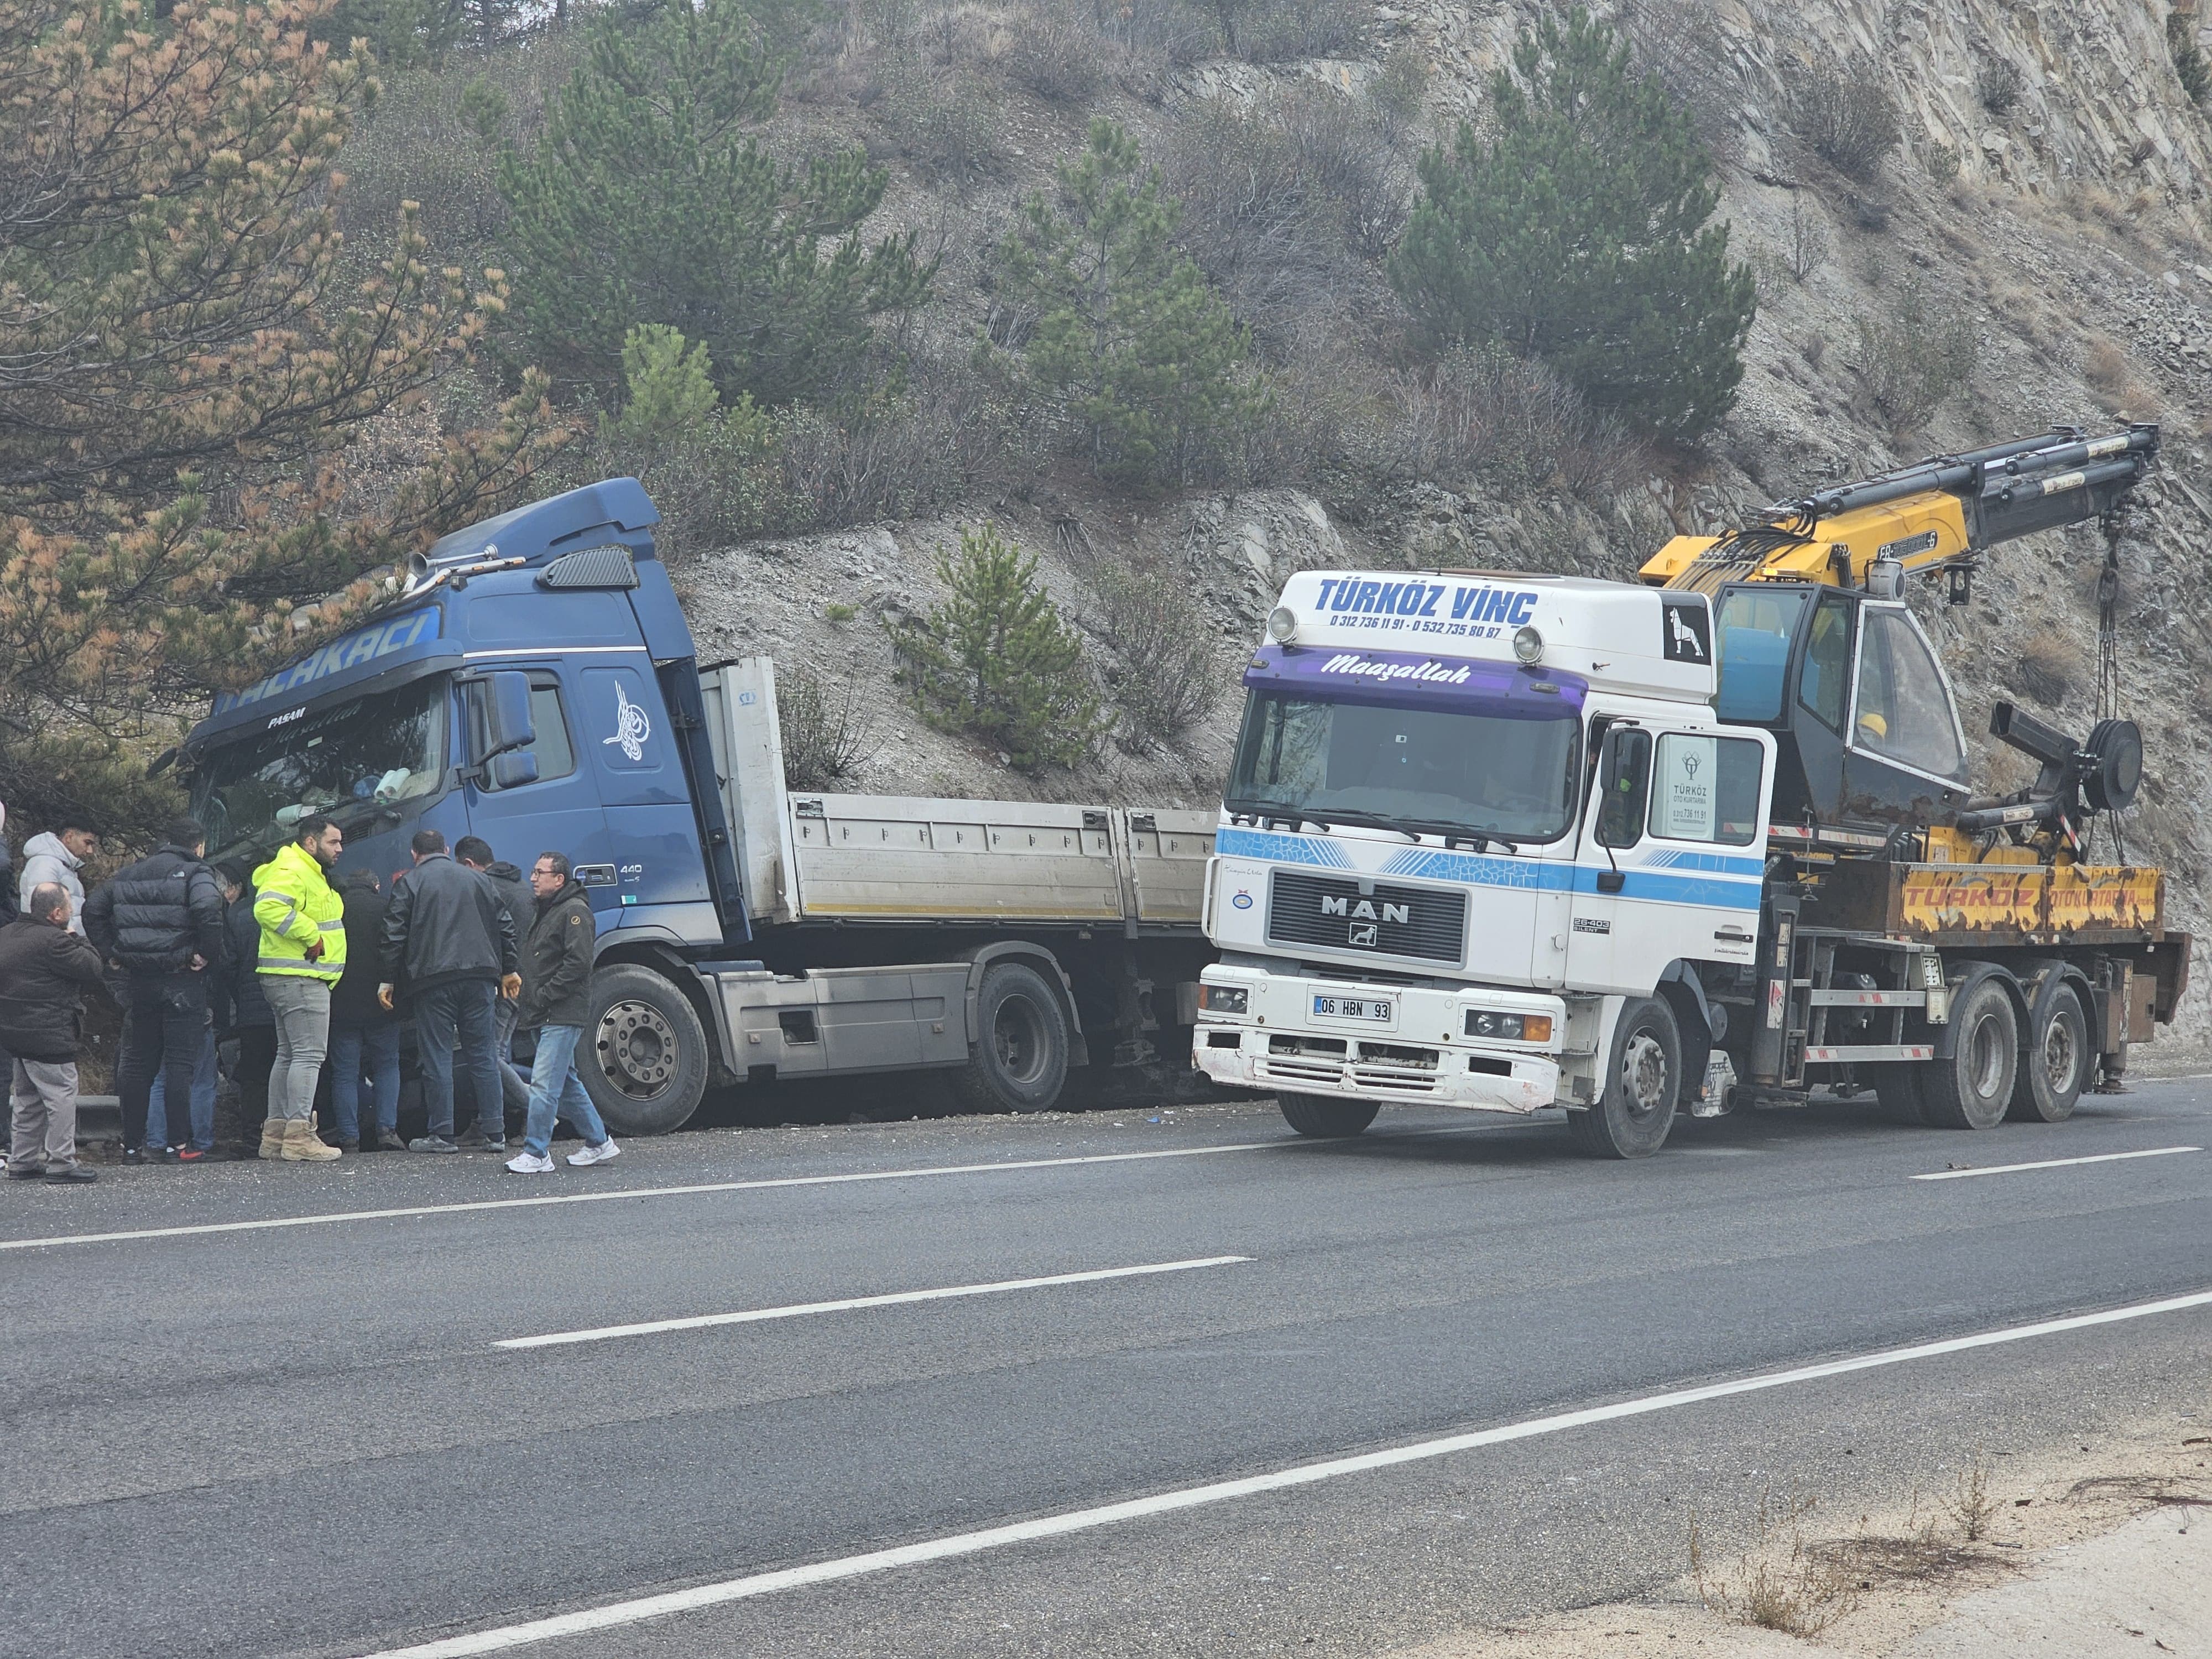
[1260,1057,1346,1087]
[1266,871,1467,966]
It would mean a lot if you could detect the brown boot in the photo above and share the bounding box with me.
[258,1118,285,1161]
[279,1118,342,1162]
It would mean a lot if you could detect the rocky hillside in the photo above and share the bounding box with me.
[358,0,2212,1058]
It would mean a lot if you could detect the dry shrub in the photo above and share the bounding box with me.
[1689,1487,1861,1639]
[1791,56,1900,182]
[1232,0,1365,64]
[776,357,1035,528]
[1087,557,1221,744]
[1975,55,2024,116]
[1621,0,1746,165]
[1386,346,1640,502]
[2015,632,2074,707]
[1276,82,1411,259]
[2082,335,2158,415]
[881,64,1000,180]
[1784,196,1830,281]
[1099,0,1212,67]
[780,664,877,791]
[1854,275,1976,435]
[1948,1448,1996,1542]
[1001,1,1103,103]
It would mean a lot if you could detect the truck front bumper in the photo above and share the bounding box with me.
[1192,968,1562,1114]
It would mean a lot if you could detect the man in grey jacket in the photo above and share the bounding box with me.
[378,830,519,1154]
[20,820,98,936]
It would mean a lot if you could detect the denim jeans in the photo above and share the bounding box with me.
[118,973,210,1153]
[414,979,502,1140]
[146,1023,217,1152]
[520,1025,608,1159]
[327,1018,401,1142]
[465,994,530,1129]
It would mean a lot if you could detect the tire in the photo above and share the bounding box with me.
[1566,997,1681,1159]
[2009,982,2087,1123]
[1277,1092,1379,1139]
[952,962,1070,1114]
[578,963,710,1136]
[1872,1064,1929,1126]
[1920,974,2018,1130]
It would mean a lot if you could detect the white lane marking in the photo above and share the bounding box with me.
[0,1142,1284,1252]
[1911,1145,2201,1182]
[497,1256,1251,1350]
[353,1285,2212,1658]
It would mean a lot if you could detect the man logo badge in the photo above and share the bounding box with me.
[1348,922,1379,947]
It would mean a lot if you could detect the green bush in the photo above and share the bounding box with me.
[614,325,721,445]
[1387,7,1754,442]
[889,525,1103,770]
[998,119,1264,484]
[493,0,935,404]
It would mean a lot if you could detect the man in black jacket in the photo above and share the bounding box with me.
[84,817,227,1164]
[1,883,107,1182]
[378,829,520,1154]
[504,851,617,1175]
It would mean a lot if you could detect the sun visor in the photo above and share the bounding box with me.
[1243,643,1586,718]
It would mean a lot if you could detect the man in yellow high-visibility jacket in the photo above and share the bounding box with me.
[252,816,346,1162]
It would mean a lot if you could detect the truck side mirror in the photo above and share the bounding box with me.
[1595,728,1651,849]
[479,671,536,760]
[488,750,540,790]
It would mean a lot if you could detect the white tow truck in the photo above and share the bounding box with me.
[1193,568,1767,1156]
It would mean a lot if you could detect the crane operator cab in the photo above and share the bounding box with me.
[1709,583,1966,832]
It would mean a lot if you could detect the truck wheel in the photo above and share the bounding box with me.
[1567,997,1681,1159]
[1920,975,2018,1131]
[2009,982,2086,1123]
[1277,1093,1379,1138]
[580,963,709,1136]
[952,962,1070,1114]
[1872,1065,1929,1126]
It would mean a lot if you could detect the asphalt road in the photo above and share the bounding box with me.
[4,1081,2210,1659]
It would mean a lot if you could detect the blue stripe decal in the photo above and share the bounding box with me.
[1213,828,1355,869]
[1641,848,1766,877]
[1216,830,1759,909]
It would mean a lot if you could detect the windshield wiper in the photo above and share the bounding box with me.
[1226,800,1335,833]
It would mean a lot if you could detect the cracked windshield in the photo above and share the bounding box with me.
[191,678,447,863]
[1227,692,1583,842]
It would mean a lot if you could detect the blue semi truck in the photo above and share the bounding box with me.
[177,479,1215,1134]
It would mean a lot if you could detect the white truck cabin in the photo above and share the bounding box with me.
[1193,569,1777,1151]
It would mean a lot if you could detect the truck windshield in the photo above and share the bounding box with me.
[1226,692,1583,843]
[190,677,448,864]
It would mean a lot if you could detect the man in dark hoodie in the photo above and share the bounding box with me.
[0,883,106,1182]
[379,830,519,1154]
[455,837,533,1135]
[326,867,403,1151]
[83,817,227,1164]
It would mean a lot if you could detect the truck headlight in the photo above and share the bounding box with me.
[1512,625,1544,664]
[1198,984,1250,1016]
[1267,606,1298,643]
[1465,1009,1552,1042]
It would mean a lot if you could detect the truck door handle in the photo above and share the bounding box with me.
[1714,928,1755,943]
[573,863,619,886]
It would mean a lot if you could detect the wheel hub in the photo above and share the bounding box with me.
[993,995,1045,1086]
[1620,1032,1670,1121]
[598,1000,677,1098]
[2043,1012,2079,1094]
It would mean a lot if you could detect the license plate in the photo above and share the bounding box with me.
[1312,994,1394,1023]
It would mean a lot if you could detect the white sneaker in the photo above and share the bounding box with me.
[504,1150,555,1174]
[566,1139,621,1167]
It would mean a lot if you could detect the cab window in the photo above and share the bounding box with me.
[466,674,576,791]
[1648,733,1765,846]
[1853,609,1964,780]
[1797,596,1851,734]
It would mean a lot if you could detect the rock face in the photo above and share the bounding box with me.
[697,0,2212,1066]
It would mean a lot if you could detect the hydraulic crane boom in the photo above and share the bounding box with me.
[1637,424,2160,599]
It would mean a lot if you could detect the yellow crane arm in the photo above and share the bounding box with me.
[1639,426,2158,598]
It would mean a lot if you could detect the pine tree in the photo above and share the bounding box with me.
[615,325,722,445]
[0,0,562,832]
[889,525,1103,771]
[999,119,1264,484]
[1387,8,1755,441]
[494,0,935,406]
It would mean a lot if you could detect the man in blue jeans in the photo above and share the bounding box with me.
[505,852,618,1175]
[377,830,519,1154]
